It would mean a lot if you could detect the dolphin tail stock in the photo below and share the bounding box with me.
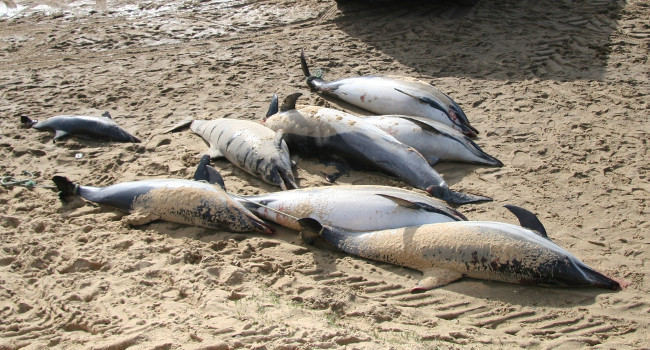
[427,186,492,206]
[300,50,326,90]
[52,176,80,202]
[20,116,38,128]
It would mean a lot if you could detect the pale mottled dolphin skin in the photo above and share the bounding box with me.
[21,112,140,143]
[301,51,478,137]
[264,93,490,205]
[363,115,503,167]
[298,206,620,291]
[52,176,272,234]
[237,185,466,232]
[190,119,297,190]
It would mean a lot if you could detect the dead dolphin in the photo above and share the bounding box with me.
[187,118,297,190]
[21,112,140,143]
[264,93,490,205]
[237,185,467,232]
[301,51,478,137]
[298,206,620,291]
[364,115,503,167]
[52,175,272,234]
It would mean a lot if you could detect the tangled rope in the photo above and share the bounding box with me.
[1,171,55,189]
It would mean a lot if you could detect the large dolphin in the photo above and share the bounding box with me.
[297,206,621,291]
[52,174,272,234]
[183,118,298,190]
[21,112,140,143]
[264,93,490,205]
[363,115,503,167]
[237,185,466,232]
[300,51,478,137]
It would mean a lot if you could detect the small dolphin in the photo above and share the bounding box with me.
[264,93,490,205]
[21,112,140,143]
[301,51,478,137]
[52,174,272,234]
[237,185,466,232]
[298,206,620,291]
[363,115,503,167]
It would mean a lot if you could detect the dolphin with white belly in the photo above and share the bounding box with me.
[300,51,478,137]
[21,112,140,143]
[298,205,621,291]
[264,93,490,206]
[52,175,272,234]
[237,185,466,232]
[363,115,502,167]
[187,118,297,190]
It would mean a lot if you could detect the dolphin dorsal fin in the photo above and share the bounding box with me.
[504,205,549,239]
[102,111,112,119]
[266,94,279,119]
[193,154,226,190]
[280,93,302,112]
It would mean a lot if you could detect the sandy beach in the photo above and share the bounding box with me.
[1,0,648,348]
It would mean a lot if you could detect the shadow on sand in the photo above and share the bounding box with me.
[334,0,624,81]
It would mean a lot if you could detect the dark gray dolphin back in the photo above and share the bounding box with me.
[23,114,140,143]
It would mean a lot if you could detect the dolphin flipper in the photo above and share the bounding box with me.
[53,130,69,142]
[429,187,492,206]
[411,268,463,293]
[504,205,548,239]
[375,194,466,221]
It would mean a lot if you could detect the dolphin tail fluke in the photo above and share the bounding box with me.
[52,176,79,202]
[300,49,311,78]
[20,116,38,128]
[300,50,326,90]
[428,186,492,206]
[265,94,279,119]
[162,119,193,134]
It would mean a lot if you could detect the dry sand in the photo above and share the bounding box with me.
[1,0,648,348]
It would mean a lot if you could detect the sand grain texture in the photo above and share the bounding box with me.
[1,0,648,348]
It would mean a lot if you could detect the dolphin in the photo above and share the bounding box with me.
[264,93,491,205]
[297,206,621,291]
[300,51,478,137]
[177,118,298,190]
[52,173,272,234]
[363,115,503,167]
[237,185,467,233]
[21,112,140,143]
